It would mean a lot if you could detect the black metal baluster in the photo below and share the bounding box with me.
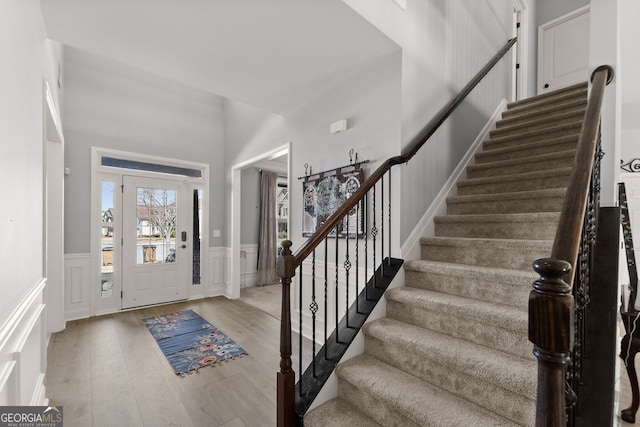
[324,238,328,360]
[356,199,361,314]
[345,214,351,328]
[364,192,370,300]
[310,250,317,378]
[298,264,303,397]
[335,225,340,343]
[388,171,392,266]
[381,174,385,277]
[372,185,377,288]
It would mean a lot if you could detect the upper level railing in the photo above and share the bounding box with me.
[528,65,614,427]
[276,37,518,427]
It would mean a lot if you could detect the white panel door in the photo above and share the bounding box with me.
[122,175,190,309]
[538,7,590,94]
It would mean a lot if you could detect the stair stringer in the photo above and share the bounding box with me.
[303,98,508,417]
[400,98,508,261]
[304,268,405,414]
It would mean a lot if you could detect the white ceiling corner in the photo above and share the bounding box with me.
[39,0,399,114]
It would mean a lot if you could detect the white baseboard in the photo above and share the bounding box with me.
[400,99,508,261]
[0,279,47,406]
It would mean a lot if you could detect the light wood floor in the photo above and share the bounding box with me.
[46,291,309,427]
[47,288,638,427]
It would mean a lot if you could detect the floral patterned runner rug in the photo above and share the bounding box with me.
[143,309,247,375]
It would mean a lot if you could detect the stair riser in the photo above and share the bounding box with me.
[476,141,577,163]
[457,174,569,196]
[404,269,530,308]
[491,113,585,137]
[467,155,574,179]
[364,335,536,424]
[434,219,558,240]
[420,242,551,270]
[387,301,532,359]
[447,195,564,215]
[338,379,421,427]
[484,125,581,150]
[500,99,586,124]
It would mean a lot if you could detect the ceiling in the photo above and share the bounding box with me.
[40,0,399,114]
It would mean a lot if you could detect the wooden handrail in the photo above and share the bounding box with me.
[277,37,518,427]
[291,37,517,265]
[529,64,614,427]
[550,65,614,277]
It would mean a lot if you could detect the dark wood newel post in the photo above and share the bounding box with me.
[529,258,574,427]
[277,240,296,427]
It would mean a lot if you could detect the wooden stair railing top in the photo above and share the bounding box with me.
[528,64,614,427]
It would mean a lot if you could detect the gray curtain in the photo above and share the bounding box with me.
[257,171,279,286]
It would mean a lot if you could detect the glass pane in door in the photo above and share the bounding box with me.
[136,187,177,264]
[101,180,115,297]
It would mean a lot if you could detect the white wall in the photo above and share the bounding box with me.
[536,0,589,27]
[62,46,227,253]
[225,51,402,255]
[343,0,514,242]
[0,0,62,405]
[620,0,640,165]
[589,0,621,207]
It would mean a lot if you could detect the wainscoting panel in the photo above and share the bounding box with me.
[0,279,48,406]
[208,248,228,297]
[63,254,91,321]
[240,243,258,288]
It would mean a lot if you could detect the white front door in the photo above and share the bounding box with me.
[538,6,590,94]
[121,175,191,309]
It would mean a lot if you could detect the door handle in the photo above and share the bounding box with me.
[544,83,550,89]
[181,244,187,249]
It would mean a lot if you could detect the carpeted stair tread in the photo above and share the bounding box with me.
[364,319,536,424]
[483,121,582,150]
[457,168,571,196]
[386,286,527,333]
[305,398,381,427]
[499,97,587,123]
[385,287,532,359]
[435,211,560,225]
[447,187,566,215]
[476,136,578,162]
[336,354,520,427]
[434,212,560,239]
[466,149,575,179]
[364,317,537,398]
[448,187,566,203]
[420,236,552,271]
[403,260,535,307]
[491,108,585,137]
[506,82,587,111]
[434,213,559,240]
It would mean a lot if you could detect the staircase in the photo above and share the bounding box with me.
[304,82,588,426]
